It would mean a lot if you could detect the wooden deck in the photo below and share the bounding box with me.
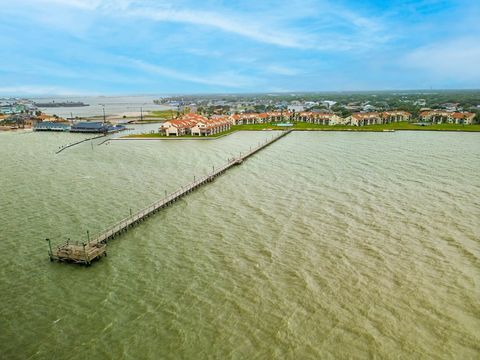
[48,129,292,265]
[49,241,107,265]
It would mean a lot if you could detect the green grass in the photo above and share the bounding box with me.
[233,122,480,131]
[147,110,177,119]
[123,122,480,139]
[123,128,235,139]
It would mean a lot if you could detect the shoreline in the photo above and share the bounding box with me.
[119,127,480,141]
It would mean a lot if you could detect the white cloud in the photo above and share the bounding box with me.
[11,0,389,51]
[129,8,311,49]
[120,57,256,88]
[265,65,300,76]
[403,38,480,80]
[0,85,89,96]
[15,0,103,10]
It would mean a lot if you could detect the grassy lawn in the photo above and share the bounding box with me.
[147,110,177,119]
[368,122,480,131]
[123,122,480,139]
[232,122,480,131]
[123,128,236,139]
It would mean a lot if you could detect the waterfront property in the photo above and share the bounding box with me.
[70,122,111,133]
[230,113,269,125]
[346,111,412,126]
[191,116,231,136]
[347,112,384,126]
[153,108,479,136]
[419,110,475,124]
[230,110,412,127]
[160,117,200,136]
[229,112,293,125]
[294,112,342,125]
[70,122,125,133]
[33,121,70,132]
[160,113,231,136]
[383,110,411,123]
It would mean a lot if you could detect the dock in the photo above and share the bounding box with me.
[56,134,105,154]
[48,129,292,265]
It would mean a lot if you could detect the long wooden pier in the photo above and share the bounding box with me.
[48,129,292,265]
[56,134,105,154]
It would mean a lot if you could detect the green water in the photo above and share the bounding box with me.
[1,130,479,359]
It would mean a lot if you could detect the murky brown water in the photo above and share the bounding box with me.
[1,130,479,359]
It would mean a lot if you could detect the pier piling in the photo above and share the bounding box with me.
[48,129,292,265]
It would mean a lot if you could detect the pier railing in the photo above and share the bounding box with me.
[49,129,292,264]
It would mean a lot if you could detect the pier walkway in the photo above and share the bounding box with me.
[48,129,292,265]
[56,134,105,154]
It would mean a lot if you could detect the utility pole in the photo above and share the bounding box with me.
[101,104,106,124]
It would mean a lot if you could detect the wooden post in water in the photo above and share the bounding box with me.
[48,130,292,266]
[46,238,53,260]
[82,243,88,265]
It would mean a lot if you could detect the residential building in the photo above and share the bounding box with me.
[160,113,231,136]
[160,118,198,136]
[419,110,475,124]
[346,111,412,126]
[191,116,231,136]
[346,112,383,126]
[294,112,342,125]
[230,113,268,125]
[382,111,411,123]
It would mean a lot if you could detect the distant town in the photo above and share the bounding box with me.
[1,90,479,133]
[154,90,480,121]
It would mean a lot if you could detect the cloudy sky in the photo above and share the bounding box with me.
[1,0,479,95]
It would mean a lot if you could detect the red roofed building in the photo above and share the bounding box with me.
[419,110,475,124]
[382,111,411,123]
[160,113,231,136]
[160,114,207,136]
[346,111,412,126]
[191,116,231,136]
[265,111,292,122]
[294,112,342,125]
[346,112,383,126]
[230,113,269,125]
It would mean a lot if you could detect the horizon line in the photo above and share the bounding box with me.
[2,88,480,98]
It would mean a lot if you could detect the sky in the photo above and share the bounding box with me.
[0,0,479,95]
